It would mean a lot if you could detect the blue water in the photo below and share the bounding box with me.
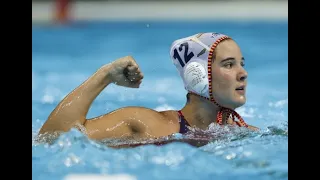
[32,21,288,180]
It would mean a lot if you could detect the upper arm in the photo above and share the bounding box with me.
[83,107,179,140]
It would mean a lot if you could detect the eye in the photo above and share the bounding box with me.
[241,62,245,67]
[224,62,233,68]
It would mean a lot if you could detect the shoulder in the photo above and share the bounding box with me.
[103,106,181,129]
[159,110,181,124]
[247,125,260,131]
[125,107,181,133]
[85,106,181,139]
[126,107,180,124]
[112,106,176,117]
[112,106,179,118]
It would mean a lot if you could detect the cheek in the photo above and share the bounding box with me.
[211,67,233,88]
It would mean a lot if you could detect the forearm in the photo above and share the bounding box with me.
[39,64,113,134]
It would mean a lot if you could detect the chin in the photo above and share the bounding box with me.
[230,97,246,109]
[213,94,246,109]
[218,101,245,110]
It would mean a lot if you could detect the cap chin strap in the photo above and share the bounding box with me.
[213,99,248,127]
[188,91,248,127]
[189,36,248,128]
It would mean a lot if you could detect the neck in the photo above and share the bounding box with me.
[180,93,232,129]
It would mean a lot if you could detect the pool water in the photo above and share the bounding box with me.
[32,21,288,180]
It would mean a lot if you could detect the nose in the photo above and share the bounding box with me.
[237,68,248,82]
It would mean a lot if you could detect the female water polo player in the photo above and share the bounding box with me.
[37,32,259,146]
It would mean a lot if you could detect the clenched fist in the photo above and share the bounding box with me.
[108,56,144,88]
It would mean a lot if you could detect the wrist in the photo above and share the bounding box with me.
[98,64,113,85]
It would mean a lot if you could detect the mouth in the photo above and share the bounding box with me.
[235,86,245,91]
[235,86,246,95]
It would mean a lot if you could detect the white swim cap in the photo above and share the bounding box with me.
[170,32,249,127]
[170,32,230,101]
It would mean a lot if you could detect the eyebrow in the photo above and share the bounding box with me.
[220,57,245,63]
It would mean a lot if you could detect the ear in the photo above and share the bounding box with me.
[183,60,209,98]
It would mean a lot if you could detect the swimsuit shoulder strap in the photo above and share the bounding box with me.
[177,110,190,134]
